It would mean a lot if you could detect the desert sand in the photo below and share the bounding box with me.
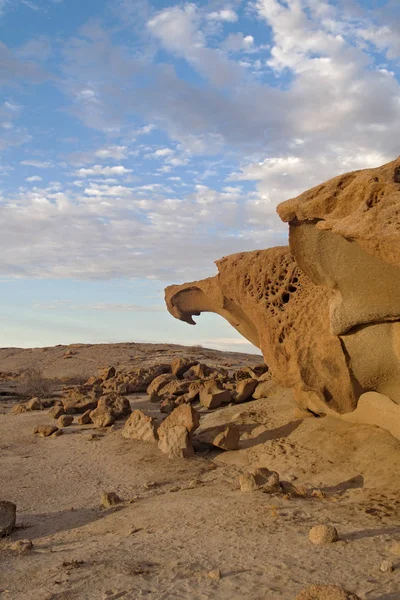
[1,342,400,600]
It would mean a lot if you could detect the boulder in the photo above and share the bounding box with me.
[34,425,58,437]
[90,406,115,428]
[295,585,361,600]
[171,357,198,378]
[77,409,92,425]
[49,405,65,419]
[146,373,177,396]
[62,391,97,414]
[309,524,338,545]
[160,397,176,414]
[239,468,280,493]
[158,404,200,436]
[234,378,258,403]
[0,501,16,537]
[123,364,171,392]
[26,397,43,410]
[57,414,74,427]
[158,425,194,459]
[213,426,240,450]
[122,410,158,442]
[200,388,232,409]
[157,379,192,397]
[101,491,123,508]
[97,393,131,419]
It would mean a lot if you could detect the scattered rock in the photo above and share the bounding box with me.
[380,559,394,573]
[213,426,240,450]
[200,388,232,409]
[158,404,200,436]
[239,468,280,493]
[77,410,92,425]
[101,492,123,508]
[295,584,361,599]
[26,397,43,410]
[122,410,158,443]
[158,379,192,397]
[90,407,115,428]
[123,364,171,393]
[11,539,33,553]
[97,393,131,419]
[0,501,16,537]
[63,391,97,414]
[234,378,258,403]
[208,569,221,580]
[146,373,177,396]
[309,524,338,546]
[49,405,65,419]
[98,366,116,381]
[10,403,27,414]
[158,425,194,459]
[34,425,58,437]
[57,414,74,427]
[171,357,198,377]
[160,397,176,414]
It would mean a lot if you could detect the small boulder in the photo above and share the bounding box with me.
[213,426,240,450]
[90,407,115,428]
[158,404,200,436]
[77,410,92,425]
[147,373,177,396]
[26,397,43,411]
[309,524,338,546]
[234,378,258,403]
[101,491,123,508]
[295,585,361,599]
[158,425,194,459]
[34,425,58,437]
[200,388,232,409]
[10,403,27,414]
[57,414,74,427]
[171,357,198,378]
[49,405,65,419]
[97,393,131,419]
[122,410,158,442]
[380,559,394,573]
[158,379,192,397]
[239,468,280,492]
[63,391,97,414]
[160,397,176,414]
[0,501,16,537]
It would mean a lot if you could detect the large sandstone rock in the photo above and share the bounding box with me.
[62,390,97,414]
[213,426,240,450]
[122,410,158,442]
[295,585,361,600]
[234,378,257,403]
[277,157,400,408]
[123,365,171,392]
[146,373,177,396]
[170,357,198,377]
[0,501,16,537]
[90,406,115,428]
[165,246,356,415]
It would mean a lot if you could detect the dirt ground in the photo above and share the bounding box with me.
[1,344,400,600]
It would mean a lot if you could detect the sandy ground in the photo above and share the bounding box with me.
[1,345,400,600]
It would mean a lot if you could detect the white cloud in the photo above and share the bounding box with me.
[26,175,43,182]
[153,147,174,157]
[75,165,132,177]
[94,145,128,160]
[20,160,53,168]
[207,8,238,23]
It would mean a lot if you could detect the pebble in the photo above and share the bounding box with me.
[309,524,338,545]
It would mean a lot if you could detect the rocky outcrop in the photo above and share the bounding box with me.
[277,157,400,406]
[165,246,356,414]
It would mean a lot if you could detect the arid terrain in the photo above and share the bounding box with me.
[1,342,400,600]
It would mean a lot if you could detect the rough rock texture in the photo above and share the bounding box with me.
[77,410,92,425]
[33,425,58,437]
[165,246,356,414]
[234,378,258,403]
[62,391,97,414]
[200,388,232,409]
[146,373,177,396]
[239,468,280,493]
[57,414,74,427]
[158,405,200,458]
[276,157,400,410]
[49,405,65,419]
[97,393,131,419]
[0,500,16,537]
[26,397,43,411]
[89,407,115,428]
[309,524,338,545]
[295,585,361,600]
[122,410,158,443]
[101,491,123,508]
[213,426,240,450]
[170,357,198,377]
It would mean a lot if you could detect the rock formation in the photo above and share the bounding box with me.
[165,156,400,425]
[165,246,357,414]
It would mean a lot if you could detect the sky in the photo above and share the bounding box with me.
[0,0,399,352]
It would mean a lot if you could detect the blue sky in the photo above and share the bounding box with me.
[0,0,399,352]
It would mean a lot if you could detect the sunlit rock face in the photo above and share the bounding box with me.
[277,156,400,404]
[165,157,400,423]
[165,246,357,414]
